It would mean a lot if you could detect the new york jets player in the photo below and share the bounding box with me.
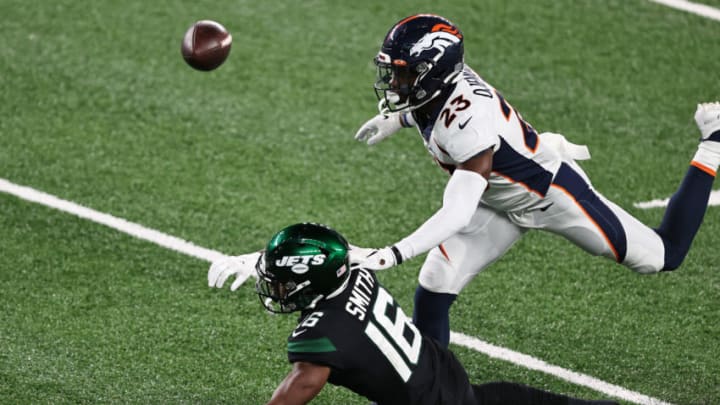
[354,14,720,346]
[209,223,618,405]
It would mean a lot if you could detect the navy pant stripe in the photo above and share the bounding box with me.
[552,163,628,263]
[492,138,554,197]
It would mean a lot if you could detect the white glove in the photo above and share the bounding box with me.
[208,252,262,291]
[357,246,404,271]
[348,244,378,265]
[354,113,414,145]
[695,101,720,139]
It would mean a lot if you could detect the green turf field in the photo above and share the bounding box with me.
[1,0,718,404]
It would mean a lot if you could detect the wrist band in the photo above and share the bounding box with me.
[390,245,404,265]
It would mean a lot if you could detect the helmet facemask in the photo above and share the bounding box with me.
[255,254,324,314]
[374,58,437,114]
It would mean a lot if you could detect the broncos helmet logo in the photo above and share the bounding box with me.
[409,31,461,62]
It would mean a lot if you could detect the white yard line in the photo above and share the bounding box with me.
[647,0,720,21]
[0,178,225,263]
[452,332,674,405]
[0,177,674,405]
[0,178,257,288]
[634,189,720,209]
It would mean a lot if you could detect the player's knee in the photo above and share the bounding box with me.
[621,238,665,274]
[632,254,681,273]
[654,231,690,271]
[662,242,691,271]
[661,255,684,271]
[626,262,663,274]
[418,267,456,293]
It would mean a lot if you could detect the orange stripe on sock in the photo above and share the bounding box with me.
[691,161,717,177]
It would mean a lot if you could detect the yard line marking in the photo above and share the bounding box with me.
[634,189,720,209]
[0,178,225,263]
[451,332,674,405]
[0,177,671,405]
[647,0,720,21]
[0,177,258,286]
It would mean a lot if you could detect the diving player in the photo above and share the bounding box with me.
[353,14,720,346]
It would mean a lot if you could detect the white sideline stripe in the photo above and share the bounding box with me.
[0,177,672,405]
[0,178,258,286]
[647,0,720,22]
[0,177,227,262]
[451,332,674,405]
[634,189,720,209]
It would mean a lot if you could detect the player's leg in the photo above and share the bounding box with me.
[532,103,720,272]
[521,161,666,273]
[413,286,457,347]
[655,102,720,269]
[471,382,618,405]
[414,205,525,346]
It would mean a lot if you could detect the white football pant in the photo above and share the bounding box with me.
[419,162,665,295]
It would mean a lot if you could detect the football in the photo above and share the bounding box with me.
[181,20,232,71]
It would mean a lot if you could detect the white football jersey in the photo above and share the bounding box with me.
[414,65,563,212]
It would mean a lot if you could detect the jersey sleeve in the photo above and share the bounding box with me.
[286,311,346,370]
[435,105,499,164]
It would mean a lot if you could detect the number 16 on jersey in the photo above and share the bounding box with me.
[364,287,422,382]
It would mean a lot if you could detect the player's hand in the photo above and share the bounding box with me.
[208,252,262,291]
[348,244,378,265]
[354,113,413,145]
[357,246,403,271]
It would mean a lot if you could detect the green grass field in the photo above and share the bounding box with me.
[1,0,718,404]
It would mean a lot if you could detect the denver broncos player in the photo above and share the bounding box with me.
[354,14,720,346]
[209,223,618,405]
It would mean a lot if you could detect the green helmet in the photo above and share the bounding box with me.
[255,223,351,313]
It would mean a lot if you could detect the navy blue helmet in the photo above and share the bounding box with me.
[374,14,464,113]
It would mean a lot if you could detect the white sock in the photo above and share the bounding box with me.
[692,142,720,175]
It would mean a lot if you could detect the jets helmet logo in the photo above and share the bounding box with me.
[275,255,327,274]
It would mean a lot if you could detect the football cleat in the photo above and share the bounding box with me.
[694,102,720,141]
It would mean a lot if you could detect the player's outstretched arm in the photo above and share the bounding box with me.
[266,362,331,405]
[359,148,493,271]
